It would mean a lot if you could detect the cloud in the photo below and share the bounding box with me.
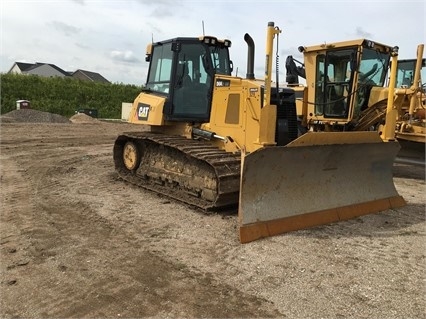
[151,7,174,18]
[355,27,373,39]
[70,0,85,5]
[135,0,180,19]
[75,42,90,50]
[50,21,81,37]
[1,1,423,85]
[135,0,179,6]
[110,50,140,63]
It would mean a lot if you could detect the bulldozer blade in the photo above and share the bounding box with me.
[238,132,406,243]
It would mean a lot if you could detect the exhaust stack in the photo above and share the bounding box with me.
[244,33,255,79]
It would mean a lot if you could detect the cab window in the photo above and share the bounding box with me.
[146,43,173,94]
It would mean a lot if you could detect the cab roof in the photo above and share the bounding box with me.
[301,39,393,53]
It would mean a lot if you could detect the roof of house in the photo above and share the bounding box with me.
[72,69,110,83]
[9,62,70,76]
[8,62,110,83]
[14,62,35,72]
[25,62,70,76]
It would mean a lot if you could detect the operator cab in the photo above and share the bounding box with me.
[303,39,392,123]
[145,36,232,122]
[392,58,426,88]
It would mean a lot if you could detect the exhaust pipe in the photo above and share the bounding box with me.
[244,33,255,79]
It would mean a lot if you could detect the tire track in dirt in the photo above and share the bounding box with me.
[1,122,425,318]
[0,123,282,318]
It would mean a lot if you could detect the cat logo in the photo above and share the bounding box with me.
[137,103,150,120]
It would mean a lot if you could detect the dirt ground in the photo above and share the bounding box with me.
[0,120,425,318]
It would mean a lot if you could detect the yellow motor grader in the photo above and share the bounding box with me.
[114,22,405,243]
[391,47,425,164]
[287,43,425,164]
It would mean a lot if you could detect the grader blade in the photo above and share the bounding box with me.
[238,132,406,243]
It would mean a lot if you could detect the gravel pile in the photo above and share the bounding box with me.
[0,109,71,124]
[70,113,100,123]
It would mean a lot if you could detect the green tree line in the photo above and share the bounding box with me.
[0,73,143,118]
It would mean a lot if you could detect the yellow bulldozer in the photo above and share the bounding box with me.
[114,22,406,243]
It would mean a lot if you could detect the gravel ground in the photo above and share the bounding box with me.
[0,110,425,318]
[1,109,71,123]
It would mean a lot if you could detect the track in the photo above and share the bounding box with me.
[396,139,425,167]
[395,156,425,167]
[113,132,241,210]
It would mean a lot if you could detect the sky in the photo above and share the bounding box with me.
[1,0,425,85]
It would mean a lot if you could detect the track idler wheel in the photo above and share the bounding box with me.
[122,141,140,171]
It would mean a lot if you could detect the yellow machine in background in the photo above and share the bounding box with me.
[392,46,425,163]
[287,42,425,164]
[114,22,405,243]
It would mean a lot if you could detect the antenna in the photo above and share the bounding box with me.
[151,33,154,43]
[202,20,205,36]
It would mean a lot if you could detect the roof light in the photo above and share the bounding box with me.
[365,40,375,48]
[200,36,231,47]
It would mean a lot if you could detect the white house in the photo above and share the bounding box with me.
[8,62,70,77]
[8,62,110,83]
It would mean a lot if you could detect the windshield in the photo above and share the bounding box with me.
[358,47,390,86]
[394,59,426,88]
[145,41,231,94]
[208,46,232,75]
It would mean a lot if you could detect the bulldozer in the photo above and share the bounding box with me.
[114,22,405,243]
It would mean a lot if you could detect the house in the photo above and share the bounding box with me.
[7,62,110,83]
[8,62,34,74]
[8,62,69,77]
[72,69,110,83]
